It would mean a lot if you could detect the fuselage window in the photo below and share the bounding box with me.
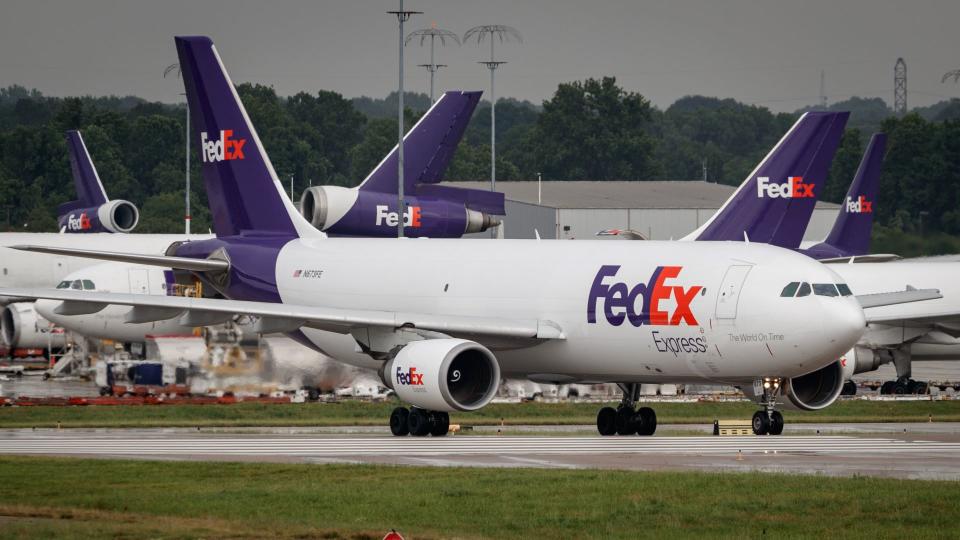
[82,280,95,290]
[837,283,853,296]
[796,282,812,297]
[813,283,839,297]
[780,282,800,297]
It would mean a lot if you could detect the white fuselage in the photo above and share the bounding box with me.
[274,238,864,384]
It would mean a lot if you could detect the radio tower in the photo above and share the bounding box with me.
[464,25,522,198]
[894,58,907,116]
[407,23,460,104]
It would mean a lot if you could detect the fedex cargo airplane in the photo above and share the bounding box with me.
[58,130,140,234]
[5,35,940,438]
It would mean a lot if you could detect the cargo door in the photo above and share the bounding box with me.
[714,265,752,320]
[128,268,151,294]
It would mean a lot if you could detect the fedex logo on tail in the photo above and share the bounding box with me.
[376,205,422,228]
[757,176,814,199]
[200,130,246,163]
[588,265,702,327]
[396,365,424,386]
[66,213,91,231]
[845,195,873,214]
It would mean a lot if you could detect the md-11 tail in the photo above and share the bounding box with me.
[57,130,139,233]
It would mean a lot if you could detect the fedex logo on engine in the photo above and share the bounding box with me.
[66,213,91,231]
[756,176,814,199]
[200,130,246,163]
[845,195,873,213]
[395,365,424,386]
[376,205,422,228]
[588,265,702,327]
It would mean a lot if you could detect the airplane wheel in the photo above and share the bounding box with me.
[430,411,450,436]
[636,407,657,436]
[389,406,410,436]
[408,408,431,436]
[911,381,928,395]
[768,411,784,436]
[615,406,637,435]
[841,381,857,396]
[752,411,769,435]
[596,407,617,436]
[880,381,895,395]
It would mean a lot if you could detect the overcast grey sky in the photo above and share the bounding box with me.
[1,0,958,112]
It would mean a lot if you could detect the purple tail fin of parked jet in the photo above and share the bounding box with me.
[56,130,140,233]
[685,111,849,248]
[803,133,885,259]
[175,36,319,239]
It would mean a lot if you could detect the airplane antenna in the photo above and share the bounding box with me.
[407,24,460,103]
[464,24,522,237]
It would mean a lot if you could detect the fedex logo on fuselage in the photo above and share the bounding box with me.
[845,195,873,213]
[200,130,246,163]
[376,205,422,228]
[66,213,91,231]
[587,265,702,327]
[756,176,814,199]
[396,365,424,386]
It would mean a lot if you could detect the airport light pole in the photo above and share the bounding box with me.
[388,1,421,239]
[164,64,191,235]
[406,24,460,103]
[464,25,521,197]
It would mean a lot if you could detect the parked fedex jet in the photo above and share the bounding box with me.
[6,36,942,439]
[58,130,140,234]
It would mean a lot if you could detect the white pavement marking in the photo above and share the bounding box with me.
[2,436,960,458]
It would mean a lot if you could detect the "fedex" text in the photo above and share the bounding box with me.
[845,195,872,213]
[757,176,814,199]
[376,205,422,228]
[201,130,246,163]
[396,366,424,386]
[587,265,702,327]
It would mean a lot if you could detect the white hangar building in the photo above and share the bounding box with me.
[448,180,840,241]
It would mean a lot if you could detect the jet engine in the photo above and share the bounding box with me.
[782,360,846,411]
[1,302,65,349]
[381,338,500,412]
[58,200,140,233]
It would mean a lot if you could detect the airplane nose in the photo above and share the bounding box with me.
[826,300,866,349]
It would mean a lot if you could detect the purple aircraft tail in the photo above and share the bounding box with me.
[174,36,319,239]
[803,133,885,259]
[685,111,849,248]
[57,130,109,216]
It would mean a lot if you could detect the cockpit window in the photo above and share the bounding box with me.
[780,282,800,297]
[70,280,83,290]
[82,280,95,290]
[56,280,71,289]
[813,283,839,297]
[837,283,853,296]
[796,282,812,297]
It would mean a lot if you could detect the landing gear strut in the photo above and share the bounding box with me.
[596,383,657,436]
[390,406,449,437]
[753,377,784,436]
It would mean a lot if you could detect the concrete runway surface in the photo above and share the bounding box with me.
[3,425,960,480]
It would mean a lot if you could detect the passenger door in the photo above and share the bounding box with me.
[128,268,151,294]
[714,265,752,320]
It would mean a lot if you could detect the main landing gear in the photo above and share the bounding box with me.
[390,406,449,437]
[752,377,785,436]
[880,377,928,395]
[596,383,657,436]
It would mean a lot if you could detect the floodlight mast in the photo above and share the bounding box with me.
[388,1,421,238]
[464,25,521,203]
[163,63,191,235]
[407,25,460,103]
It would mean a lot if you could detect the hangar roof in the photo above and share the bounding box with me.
[445,181,839,209]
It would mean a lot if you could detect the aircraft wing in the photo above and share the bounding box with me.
[0,288,566,342]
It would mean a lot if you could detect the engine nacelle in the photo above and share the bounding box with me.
[782,360,845,411]
[381,339,500,412]
[840,346,884,377]
[1,302,66,349]
[300,186,499,237]
[58,200,139,233]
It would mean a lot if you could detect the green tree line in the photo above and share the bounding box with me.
[0,82,958,248]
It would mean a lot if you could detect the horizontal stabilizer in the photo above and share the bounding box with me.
[819,254,901,264]
[9,245,229,272]
[857,288,941,310]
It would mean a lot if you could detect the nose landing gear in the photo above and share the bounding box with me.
[596,383,657,436]
[752,377,785,436]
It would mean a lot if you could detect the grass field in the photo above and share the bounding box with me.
[1,399,959,429]
[0,456,958,539]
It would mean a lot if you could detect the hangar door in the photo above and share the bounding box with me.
[714,265,752,320]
